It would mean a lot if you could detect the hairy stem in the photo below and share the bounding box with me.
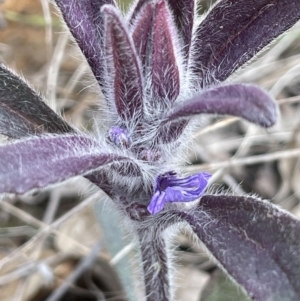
[138,228,171,301]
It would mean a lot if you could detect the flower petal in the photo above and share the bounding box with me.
[103,5,144,121]
[0,65,73,138]
[148,172,211,214]
[192,0,300,87]
[54,0,116,90]
[0,134,130,194]
[163,84,278,128]
[164,172,211,203]
[148,190,166,215]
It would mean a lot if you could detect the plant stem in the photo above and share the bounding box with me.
[138,228,171,301]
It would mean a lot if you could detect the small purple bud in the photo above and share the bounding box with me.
[147,171,211,214]
[108,126,131,148]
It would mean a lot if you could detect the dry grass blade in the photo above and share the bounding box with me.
[185,148,300,172]
[0,192,102,271]
[46,33,69,111]
[45,239,104,301]
[40,0,53,61]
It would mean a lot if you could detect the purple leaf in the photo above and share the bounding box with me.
[103,5,144,120]
[54,0,116,89]
[86,166,142,197]
[151,0,180,106]
[192,0,300,87]
[175,195,300,301]
[130,0,195,64]
[163,84,278,128]
[128,0,151,24]
[131,1,154,70]
[0,134,129,194]
[156,119,188,144]
[167,0,195,61]
[0,65,73,138]
[85,171,113,196]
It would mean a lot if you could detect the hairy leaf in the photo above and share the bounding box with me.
[103,5,144,120]
[54,0,116,89]
[151,0,180,106]
[85,171,116,196]
[130,0,194,63]
[131,1,154,71]
[192,0,300,87]
[176,195,300,301]
[167,0,195,61]
[128,0,151,24]
[0,134,128,194]
[163,84,278,128]
[0,65,73,138]
[156,119,188,144]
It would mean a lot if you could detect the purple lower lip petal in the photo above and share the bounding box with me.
[147,171,211,214]
[147,190,166,215]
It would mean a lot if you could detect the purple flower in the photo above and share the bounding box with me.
[1,1,300,300]
[148,172,211,214]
